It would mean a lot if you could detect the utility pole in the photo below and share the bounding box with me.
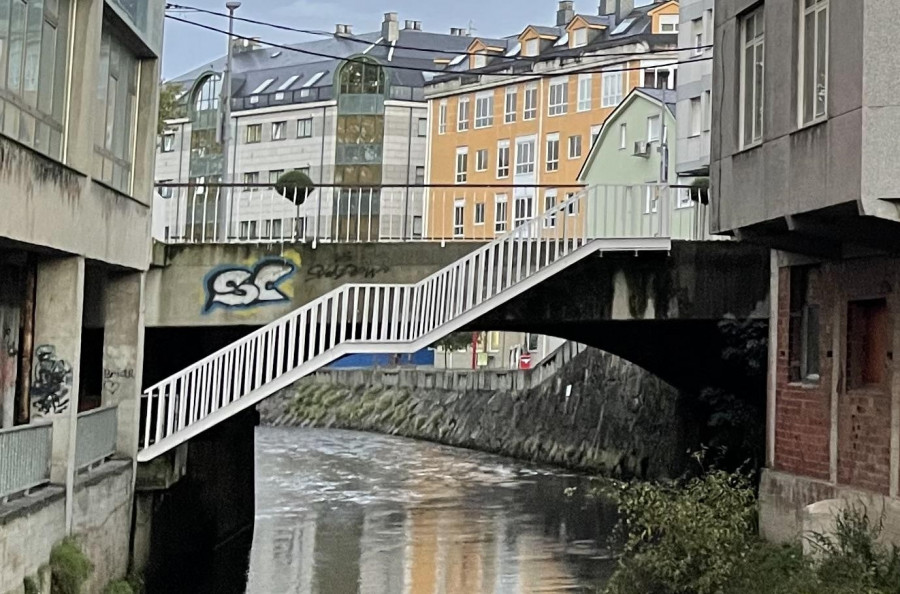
[221,1,241,240]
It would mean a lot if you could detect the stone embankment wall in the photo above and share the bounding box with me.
[260,347,692,479]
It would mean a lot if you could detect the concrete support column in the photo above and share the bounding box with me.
[32,256,85,534]
[102,271,146,461]
[766,250,779,468]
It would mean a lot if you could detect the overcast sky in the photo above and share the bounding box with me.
[163,0,594,79]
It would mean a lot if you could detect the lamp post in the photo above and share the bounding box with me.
[221,1,240,239]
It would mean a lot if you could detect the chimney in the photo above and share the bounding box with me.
[233,37,261,54]
[335,24,353,35]
[556,1,575,27]
[382,12,400,42]
[413,20,422,31]
[599,0,634,25]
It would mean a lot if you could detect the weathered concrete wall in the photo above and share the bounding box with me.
[0,462,133,594]
[260,349,693,479]
[145,242,484,327]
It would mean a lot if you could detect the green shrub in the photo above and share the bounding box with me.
[273,170,313,205]
[102,580,134,594]
[49,538,93,594]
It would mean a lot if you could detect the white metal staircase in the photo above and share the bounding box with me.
[138,185,685,462]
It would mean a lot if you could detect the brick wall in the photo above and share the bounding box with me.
[774,258,897,495]
[774,268,831,481]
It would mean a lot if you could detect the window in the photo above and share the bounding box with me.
[543,190,557,229]
[546,134,560,172]
[1,0,71,160]
[269,170,284,184]
[515,137,535,175]
[243,171,259,184]
[524,38,540,56]
[740,7,765,147]
[415,166,425,185]
[643,64,676,90]
[565,192,577,215]
[847,299,888,390]
[417,118,428,137]
[703,90,712,132]
[476,148,489,172]
[495,194,508,233]
[591,125,602,146]
[497,140,510,178]
[158,183,174,199]
[453,199,465,237]
[473,53,487,69]
[788,267,821,384]
[577,74,592,112]
[272,121,287,141]
[439,100,448,134]
[297,117,313,138]
[568,135,582,159]
[455,147,468,183]
[474,202,486,225]
[799,0,828,125]
[601,70,624,107]
[692,18,704,55]
[505,87,518,124]
[161,133,175,153]
[458,97,470,131]
[572,27,588,48]
[659,14,679,33]
[548,77,568,116]
[475,92,494,128]
[246,124,262,143]
[619,123,628,149]
[514,193,534,226]
[644,184,659,214]
[93,25,140,194]
[690,97,702,137]
[295,167,310,176]
[647,115,661,143]
[523,83,538,120]
[527,334,540,352]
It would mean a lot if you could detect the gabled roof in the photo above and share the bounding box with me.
[647,0,680,16]
[520,25,564,39]
[577,87,677,181]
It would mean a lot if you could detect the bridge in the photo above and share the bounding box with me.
[138,183,766,462]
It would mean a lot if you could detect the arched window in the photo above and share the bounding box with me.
[338,59,385,96]
[193,74,222,113]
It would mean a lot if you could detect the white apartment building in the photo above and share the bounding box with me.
[675,0,714,177]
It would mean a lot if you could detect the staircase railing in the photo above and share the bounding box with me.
[139,184,677,461]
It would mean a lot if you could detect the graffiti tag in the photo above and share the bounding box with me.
[204,257,297,313]
[306,263,390,281]
[31,345,72,415]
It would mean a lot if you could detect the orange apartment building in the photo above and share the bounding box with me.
[424,0,681,240]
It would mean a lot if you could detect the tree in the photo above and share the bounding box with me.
[158,83,185,134]
[274,170,314,205]
[432,332,472,368]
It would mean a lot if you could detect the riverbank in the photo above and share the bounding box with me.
[260,347,694,479]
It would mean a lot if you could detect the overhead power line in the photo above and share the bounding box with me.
[164,2,714,62]
[165,14,712,80]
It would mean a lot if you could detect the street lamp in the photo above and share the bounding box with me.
[221,1,240,240]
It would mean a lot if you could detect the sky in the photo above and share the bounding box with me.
[162,0,595,79]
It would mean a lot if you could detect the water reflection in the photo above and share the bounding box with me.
[247,428,618,593]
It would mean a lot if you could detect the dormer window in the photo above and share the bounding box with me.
[659,15,679,33]
[473,53,487,68]
[524,38,540,56]
[572,27,588,48]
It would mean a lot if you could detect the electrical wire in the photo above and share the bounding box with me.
[165,2,714,62]
[165,14,712,79]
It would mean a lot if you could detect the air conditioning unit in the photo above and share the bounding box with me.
[633,140,651,157]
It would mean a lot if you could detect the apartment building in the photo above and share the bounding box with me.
[155,14,484,243]
[424,0,681,240]
[674,0,713,178]
[712,0,900,542]
[0,0,164,589]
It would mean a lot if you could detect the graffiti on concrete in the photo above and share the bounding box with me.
[103,368,135,397]
[306,253,390,281]
[31,345,72,415]
[204,257,297,313]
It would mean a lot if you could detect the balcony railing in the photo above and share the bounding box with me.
[75,406,118,471]
[152,183,713,246]
[0,422,52,501]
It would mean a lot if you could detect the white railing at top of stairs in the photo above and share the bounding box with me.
[138,185,680,462]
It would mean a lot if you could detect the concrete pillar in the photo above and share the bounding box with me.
[32,256,85,533]
[102,272,146,461]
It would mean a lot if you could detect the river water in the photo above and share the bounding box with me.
[243,427,619,594]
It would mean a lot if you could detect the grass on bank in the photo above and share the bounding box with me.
[603,465,900,594]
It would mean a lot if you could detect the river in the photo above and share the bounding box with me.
[241,427,620,593]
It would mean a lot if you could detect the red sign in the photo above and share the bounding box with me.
[519,353,533,370]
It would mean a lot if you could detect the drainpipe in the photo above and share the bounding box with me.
[16,257,35,425]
